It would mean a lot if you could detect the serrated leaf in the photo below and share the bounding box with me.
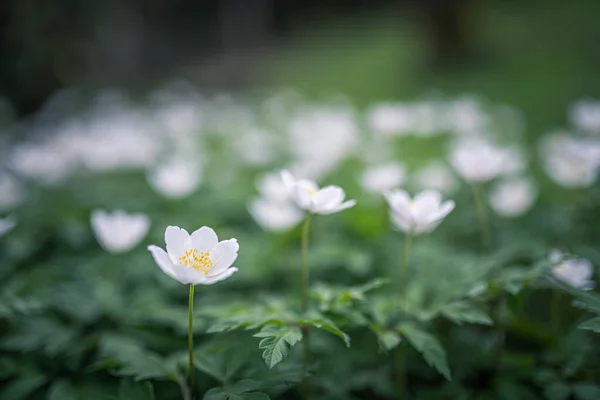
[253,325,303,368]
[398,323,451,381]
[440,301,493,325]
[578,317,600,333]
[299,317,351,347]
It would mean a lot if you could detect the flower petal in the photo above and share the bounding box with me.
[292,184,313,210]
[201,267,238,285]
[412,190,442,222]
[171,264,207,285]
[384,190,412,221]
[312,186,344,212]
[318,199,356,215]
[281,170,296,193]
[209,239,239,276]
[148,245,178,281]
[191,226,218,252]
[165,226,191,261]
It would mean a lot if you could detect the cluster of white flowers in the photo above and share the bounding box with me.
[0,87,596,293]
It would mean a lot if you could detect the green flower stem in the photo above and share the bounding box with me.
[472,183,491,251]
[395,232,413,400]
[188,284,195,393]
[300,214,312,400]
[402,232,413,288]
[300,214,312,313]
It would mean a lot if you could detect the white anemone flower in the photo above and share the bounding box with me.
[488,177,537,218]
[281,170,356,215]
[148,226,238,285]
[449,139,515,183]
[384,189,455,235]
[358,162,406,194]
[91,210,151,253]
[148,159,202,199]
[249,198,303,232]
[0,215,16,238]
[550,250,595,290]
[540,133,599,188]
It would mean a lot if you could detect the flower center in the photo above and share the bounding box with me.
[307,188,316,196]
[178,248,213,275]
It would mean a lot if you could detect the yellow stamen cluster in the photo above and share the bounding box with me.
[307,188,316,196]
[178,248,213,275]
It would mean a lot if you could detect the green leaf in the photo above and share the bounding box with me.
[299,317,351,347]
[118,379,155,400]
[573,383,600,400]
[440,301,493,325]
[0,371,47,400]
[398,323,451,381]
[47,381,77,400]
[372,327,401,352]
[1,317,78,356]
[578,317,600,333]
[203,380,270,400]
[253,325,303,368]
[544,382,570,400]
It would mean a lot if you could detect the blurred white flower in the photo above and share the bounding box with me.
[540,133,600,188]
[249,172,303,231]
[413,161,458,194]
[256,172,292,202]
[0,173,25,211]
[359,162,406,194]
[80,110,160,172]
[550,250,595,290]
[232,128,277,166]
[488,177,537,218]
[449,139,516,183]
[444,97,488,136]
[281,170,356,215]
[249,198,303,232]
[10,141,75,185]
[148,159,202,199]
[91,210,150,253]
[570,99,600,135]
[288,106,359,178]
[412,102,442,137]
[367,103,413,137]
[384,189,455,235]
[0,215,16,238]
[148,225,238,285]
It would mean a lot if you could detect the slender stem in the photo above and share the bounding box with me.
[395,232,413,400]
[472,184,491,251]
[300,214,312,400]
[402,232,413,286]
[188,284,195,393]
[300,214,312,313]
